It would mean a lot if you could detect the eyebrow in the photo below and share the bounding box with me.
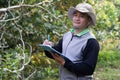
[73,11,91,20]
[73,11,87,15]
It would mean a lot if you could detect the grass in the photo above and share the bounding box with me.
[94,49,120,80]
[94,68,120,80]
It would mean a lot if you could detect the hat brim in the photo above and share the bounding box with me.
[68,7,96,26]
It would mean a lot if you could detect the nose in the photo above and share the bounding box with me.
[75,16,80,21]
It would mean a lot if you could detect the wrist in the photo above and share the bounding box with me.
[61,61,65,66]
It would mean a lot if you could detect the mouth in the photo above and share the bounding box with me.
[74,22,81,24]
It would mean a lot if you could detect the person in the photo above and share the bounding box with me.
[43,3,100,80]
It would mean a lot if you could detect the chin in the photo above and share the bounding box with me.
[73,26,80,29]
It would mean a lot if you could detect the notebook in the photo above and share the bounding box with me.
[38,44,69,60]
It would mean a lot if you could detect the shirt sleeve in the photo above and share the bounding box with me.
[44,38,63,59]
[63,39,100,76]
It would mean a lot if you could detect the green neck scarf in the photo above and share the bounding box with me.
[70,28,89,37]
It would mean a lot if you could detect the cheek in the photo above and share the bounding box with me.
[81,18,89,24]
[72,18,76,25]
[80,18,86,22]
[72,17,75,22]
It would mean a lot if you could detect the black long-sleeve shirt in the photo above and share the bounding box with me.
[45,38,100,76]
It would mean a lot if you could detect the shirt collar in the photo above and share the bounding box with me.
[70,28,89,37]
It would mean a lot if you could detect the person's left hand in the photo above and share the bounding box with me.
[51,53,65,66]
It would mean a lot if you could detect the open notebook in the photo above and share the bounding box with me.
[38,44,69,60]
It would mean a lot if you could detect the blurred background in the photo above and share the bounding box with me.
[0,0,120,80]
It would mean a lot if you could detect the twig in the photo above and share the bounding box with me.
[0,1,58,23]
[25,65,36,80]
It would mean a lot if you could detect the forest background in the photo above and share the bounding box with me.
[0,0,120,80]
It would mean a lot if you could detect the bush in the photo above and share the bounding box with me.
[97,50,120,68]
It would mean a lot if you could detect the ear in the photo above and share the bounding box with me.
[87,21,91,26]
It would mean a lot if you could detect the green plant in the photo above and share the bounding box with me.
[0,0,120,79]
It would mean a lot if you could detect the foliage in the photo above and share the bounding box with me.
[97,50,120,67]
[94,50,120,80]
[0,0,120,80]
[94,1,120,40]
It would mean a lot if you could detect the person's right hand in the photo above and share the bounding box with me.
[43,39,53,46]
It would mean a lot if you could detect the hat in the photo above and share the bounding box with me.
[68,3,96,26]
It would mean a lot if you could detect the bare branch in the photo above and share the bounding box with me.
[0,1,58,22]
[0,0,56,79]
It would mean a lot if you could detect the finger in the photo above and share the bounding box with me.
[54,54,59,57]
[43,40,53,46]
[43,39,49,45]
[48,41,53,46]
[51,53,56,58]
[51,53,54,57]
[52,54,60,61]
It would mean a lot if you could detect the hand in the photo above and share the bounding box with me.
[43,39,53,46]
[51,53,65,66]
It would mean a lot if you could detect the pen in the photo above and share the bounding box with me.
[47,34,50,41]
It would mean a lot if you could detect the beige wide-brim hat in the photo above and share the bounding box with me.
[68,3,96,26]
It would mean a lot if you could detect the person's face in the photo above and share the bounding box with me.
[72,11,90,29]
